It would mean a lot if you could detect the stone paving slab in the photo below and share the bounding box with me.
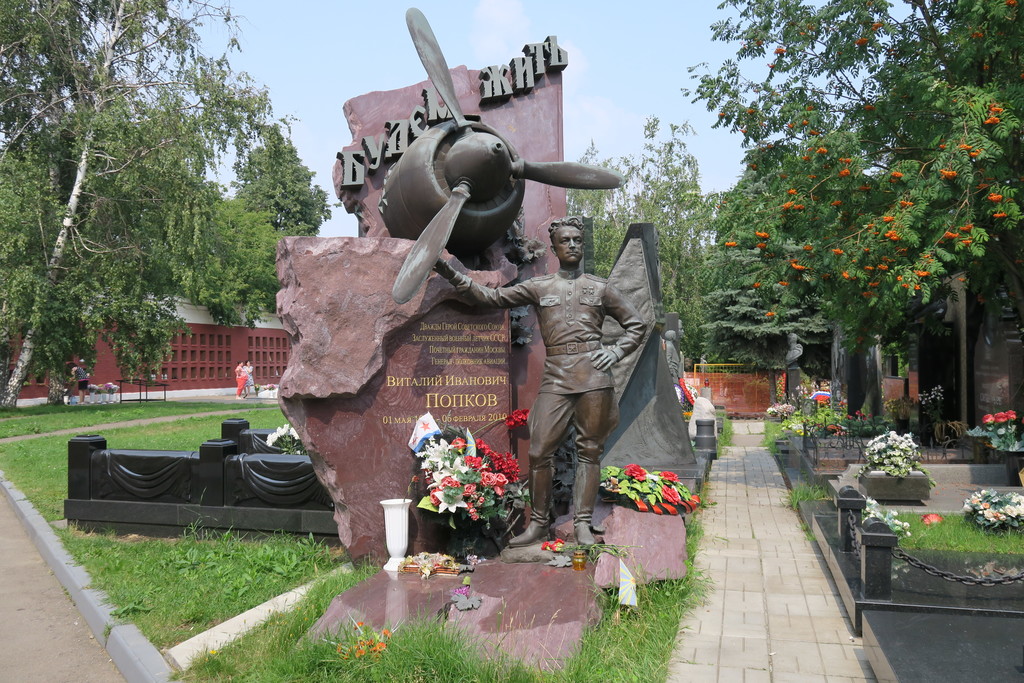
[667,422,876,682]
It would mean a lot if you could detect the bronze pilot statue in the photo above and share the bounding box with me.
[434,217,647,546]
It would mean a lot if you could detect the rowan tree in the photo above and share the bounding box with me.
[689,0,1023,347]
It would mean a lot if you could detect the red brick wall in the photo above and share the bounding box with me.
[17,323,290,399]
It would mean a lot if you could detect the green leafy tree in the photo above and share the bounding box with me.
[234,121,331,236]
[689,0,1023,347]
[190,198,281,327]
[569,118,714,360]
[0,0,269,406]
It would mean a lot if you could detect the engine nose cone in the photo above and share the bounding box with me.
[444,132,513,201]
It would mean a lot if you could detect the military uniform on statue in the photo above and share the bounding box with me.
[435,217,646,546]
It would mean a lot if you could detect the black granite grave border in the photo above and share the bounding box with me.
[800,499,1024,636]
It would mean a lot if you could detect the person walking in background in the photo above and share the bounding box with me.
[235,361,247,399]
[71,361,90,405]
[243,360,255,398]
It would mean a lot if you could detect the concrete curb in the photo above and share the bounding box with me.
[0,473,173,683]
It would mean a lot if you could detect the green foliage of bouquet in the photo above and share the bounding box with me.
[859,431,931,483]
[963,489,1024,533]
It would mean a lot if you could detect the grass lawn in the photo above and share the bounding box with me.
[61,527,351,648]
[762,419,784,451]
[898,513,1024,555]
[0,401,260,439]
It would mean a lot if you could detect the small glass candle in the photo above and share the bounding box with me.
[572,549,587,571]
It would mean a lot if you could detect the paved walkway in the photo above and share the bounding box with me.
[668,421,876,682]
[0,487,125,682]
[0,399,279,682]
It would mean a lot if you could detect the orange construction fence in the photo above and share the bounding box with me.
[684,364,773,417]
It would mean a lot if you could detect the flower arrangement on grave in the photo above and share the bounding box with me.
[256,383,278,394]
[766,402,797,419]
[331,618,391,660]
[266,423,307,455]
[966,410,1024,452]
[962,489,1024,533]
[599,464,698,515]
[103,382,118,394]
[414,428,521,525]
[87,383,100,394]
[858,431,932,483]
[863,497,911,538]
[397,551,463,578]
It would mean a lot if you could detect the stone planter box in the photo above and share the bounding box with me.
[858,470,931,502]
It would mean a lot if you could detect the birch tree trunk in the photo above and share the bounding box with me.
[0,1,122,407]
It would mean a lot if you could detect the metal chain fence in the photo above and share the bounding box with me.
[892,547,1024,586]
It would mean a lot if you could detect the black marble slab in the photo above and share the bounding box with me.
[864,611,1024,682]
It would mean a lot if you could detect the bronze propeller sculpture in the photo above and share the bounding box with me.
[386,8,622,304]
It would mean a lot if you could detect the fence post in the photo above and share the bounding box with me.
[67,435,107,500]
[695,419,717,460]
[836,485,866,552]
[198,439,237,507]
[221,418,250,446]
[859,519,897,601]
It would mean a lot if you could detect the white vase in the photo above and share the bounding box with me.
[380,498,412,572]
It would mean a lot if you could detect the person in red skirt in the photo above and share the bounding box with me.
[234,360,247,399]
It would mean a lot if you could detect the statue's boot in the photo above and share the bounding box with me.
[509,467,552,547]
[573,461,600,546]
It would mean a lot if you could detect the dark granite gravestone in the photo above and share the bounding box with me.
[278,59,566,561]
[599,223,699,478]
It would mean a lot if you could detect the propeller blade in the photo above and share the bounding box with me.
[392,181,472,304]
[512,160,623,189]
[406,8,467,128]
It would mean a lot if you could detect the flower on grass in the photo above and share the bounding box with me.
[963,489,1024,532]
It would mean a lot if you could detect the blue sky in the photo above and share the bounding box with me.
[210,1,747,237]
